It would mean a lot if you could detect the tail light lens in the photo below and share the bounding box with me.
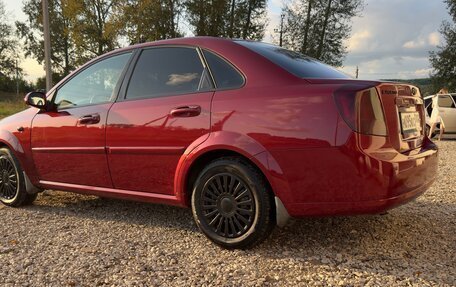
[334,87,388,136]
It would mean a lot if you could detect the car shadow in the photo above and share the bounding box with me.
[23,191,455,285]
[258,200,455,284]
[27,191,198,232]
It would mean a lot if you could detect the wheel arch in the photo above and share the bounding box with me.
[174,132,290,213]
[0,129,41,188]
[183,149,274,205]
[0,130,25,154]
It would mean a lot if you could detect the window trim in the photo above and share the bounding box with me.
[200,48,246,91]
[119,45,216,102]
[52,50,136,111]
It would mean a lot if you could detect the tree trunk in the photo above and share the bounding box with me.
[170,0,176,38]
[228,0,236,37]
[243,0,254,39]
[95,0,104,55]
[316,0,332,59]
[301,0,313,54]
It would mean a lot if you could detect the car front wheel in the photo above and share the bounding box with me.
[191,157,275,249]
[0,148,37,207]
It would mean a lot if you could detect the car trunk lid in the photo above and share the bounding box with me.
[377,83,425,152]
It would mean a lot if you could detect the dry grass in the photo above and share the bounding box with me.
[0,92,27,119]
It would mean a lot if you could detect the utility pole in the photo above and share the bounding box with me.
[355,66,359,79]
[42,0,52,91]
[274,14,286,47]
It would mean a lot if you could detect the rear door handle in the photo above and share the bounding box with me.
[170,105,201,117]
[78,113,100,125]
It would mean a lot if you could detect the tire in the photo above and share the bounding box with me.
[0,148,38,207]
[191,157,275,249]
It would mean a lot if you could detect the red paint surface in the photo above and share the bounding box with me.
[0,37,438,217]
[106,92,213,194]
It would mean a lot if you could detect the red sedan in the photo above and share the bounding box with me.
[0,37,438,248]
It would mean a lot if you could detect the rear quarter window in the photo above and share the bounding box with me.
[203,50,244,89]
[236,41,350,79]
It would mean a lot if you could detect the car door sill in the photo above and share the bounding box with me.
[39,180,183,206]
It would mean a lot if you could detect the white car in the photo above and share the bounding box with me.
[424,93,456,137]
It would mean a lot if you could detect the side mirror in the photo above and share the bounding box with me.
[24,91,47,110]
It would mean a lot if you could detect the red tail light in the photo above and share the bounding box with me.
[334,87,388,136]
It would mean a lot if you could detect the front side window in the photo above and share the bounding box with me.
[54,53,131,109]
[126,47,212,100]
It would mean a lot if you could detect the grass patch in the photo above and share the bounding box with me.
[0,92,27,119]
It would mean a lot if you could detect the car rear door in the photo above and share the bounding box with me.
[105,46,214,195]
[31,52,132,187]
[439,94,456,132]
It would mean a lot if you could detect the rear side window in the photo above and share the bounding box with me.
[236,41,350,79]
[203,50,244,89]
[438,95,455,108]
[126,47,212,100]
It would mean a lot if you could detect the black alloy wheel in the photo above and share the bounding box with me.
[200,173,255,238]
[0,148,38,207]
[192,157,275,249]
[0,155,19,200]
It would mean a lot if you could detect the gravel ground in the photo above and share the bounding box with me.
[1,139,455,286]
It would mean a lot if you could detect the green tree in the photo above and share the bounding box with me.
[185,0,228,36]
[430,0,456,91]
[282,0,364,67]
[65,0,122,64]
[16,0,76,77]
[185,0,267,40]
[117,0,183,44]
[0,0,19,77]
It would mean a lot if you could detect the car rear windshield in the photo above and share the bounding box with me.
[236,41,351,79]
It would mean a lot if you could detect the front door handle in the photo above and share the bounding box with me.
[170,105,201,117]
[78,113,100,125]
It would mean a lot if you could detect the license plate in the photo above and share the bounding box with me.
[400,112,421,133]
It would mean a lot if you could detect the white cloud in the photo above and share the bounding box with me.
[403,39,426,49]
[414,68,433,77]
[347,30,373,52]
[428,32,440,46]
[403,32,441,49]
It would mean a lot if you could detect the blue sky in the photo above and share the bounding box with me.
[3,0,451,82]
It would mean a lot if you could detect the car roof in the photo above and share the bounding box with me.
[424,93,455,99]
[109,36,237,54]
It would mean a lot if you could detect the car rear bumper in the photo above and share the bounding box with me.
[271,134,438,217]
[285,177,434,217]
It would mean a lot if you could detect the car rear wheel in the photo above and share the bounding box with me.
[0,148,37,207]
[191,157,275,249]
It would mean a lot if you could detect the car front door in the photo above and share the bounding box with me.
[31,52,132,187]
[106,47,214,195]
[438,94,456,132]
